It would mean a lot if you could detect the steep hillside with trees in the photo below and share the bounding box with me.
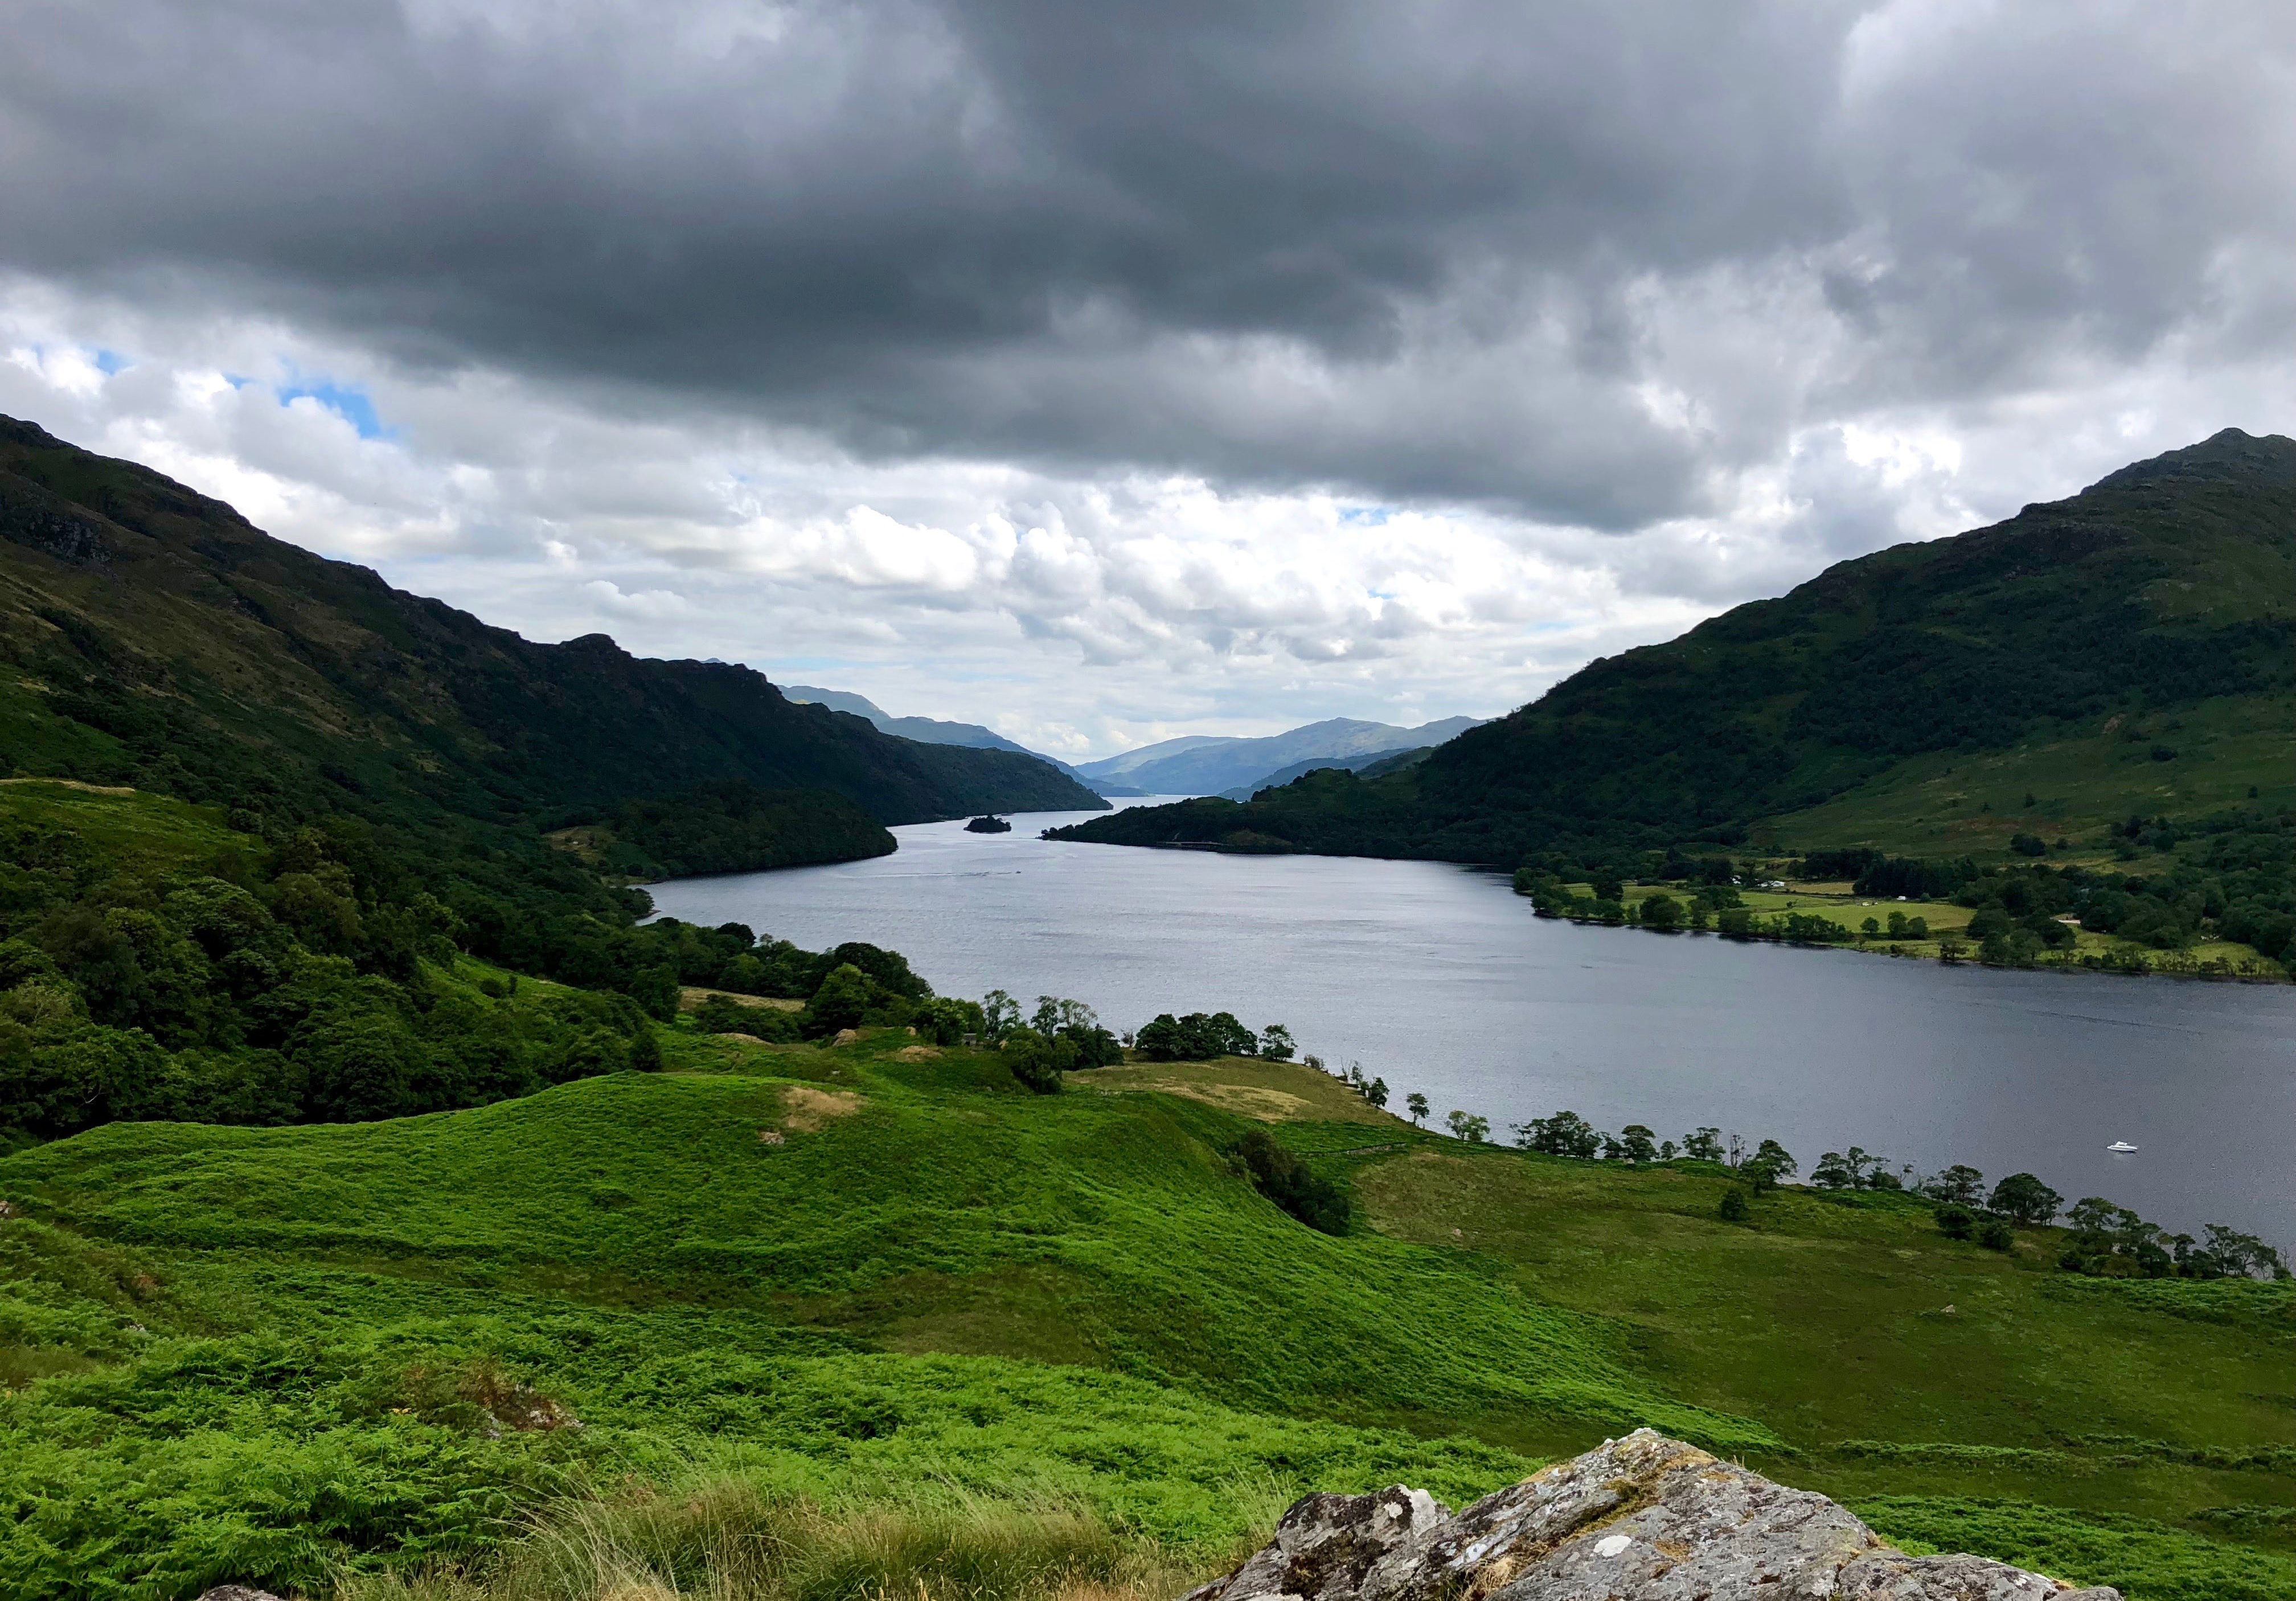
[0,416,1101,839]
[1053,429,2296,865]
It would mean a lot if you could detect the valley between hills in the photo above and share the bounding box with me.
[0,417,2293,1601]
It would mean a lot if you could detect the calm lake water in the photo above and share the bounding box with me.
[650,801,2296,1246]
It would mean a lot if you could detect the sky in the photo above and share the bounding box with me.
[3,1,2294,760]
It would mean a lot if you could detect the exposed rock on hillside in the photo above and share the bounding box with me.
[1188,1430,2118,1601]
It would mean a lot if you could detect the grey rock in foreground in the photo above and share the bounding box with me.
[1187,1430,2119,1601]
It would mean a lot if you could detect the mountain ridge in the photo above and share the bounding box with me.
[0,414,1103,836]
[1051,429,2296,864]
[1080,715,1485,797]
[779,683,1109,792]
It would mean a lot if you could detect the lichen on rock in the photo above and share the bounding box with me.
[1187,1430,2119,1601]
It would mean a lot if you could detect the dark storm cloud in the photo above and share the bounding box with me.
[3,0,2293,525]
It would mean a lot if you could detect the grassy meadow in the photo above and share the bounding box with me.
[4,1032,2294,1601]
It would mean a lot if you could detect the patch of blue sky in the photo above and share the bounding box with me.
[92,348,130,376]
[1338,505,1393,526]
[277,379,392,440]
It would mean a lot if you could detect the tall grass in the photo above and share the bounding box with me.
[342,1481,1221,1601]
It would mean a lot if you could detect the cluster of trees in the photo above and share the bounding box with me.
[1917,1163,2286,1279]
[1834,812,2295,970]
[0,787,1020,1143]
[1505,1112,1801,1185]
[1133,1011,1294,1062]
[0,812,677,1144]
[1398,1097,2288,1283]
[1303,1054,1391,1110]
[983,993,1122,1093]
[1515,875,1745,933]
[2053,1202,2287,1280]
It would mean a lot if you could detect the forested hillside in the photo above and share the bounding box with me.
[0,416,1101,838]
[1055,429,2296,865]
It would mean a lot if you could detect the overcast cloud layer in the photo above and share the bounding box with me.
[4,0,2294,757]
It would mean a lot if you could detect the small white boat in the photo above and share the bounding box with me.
[2106,1140,2138,1153]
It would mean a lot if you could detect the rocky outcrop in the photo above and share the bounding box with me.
[1187,1430,2119,1601]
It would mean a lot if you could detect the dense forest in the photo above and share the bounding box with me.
[0,779,961,1149]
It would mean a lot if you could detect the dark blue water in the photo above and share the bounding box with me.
[649,802,2296,1247]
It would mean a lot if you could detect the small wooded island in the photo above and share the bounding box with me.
[966,813,1014,832]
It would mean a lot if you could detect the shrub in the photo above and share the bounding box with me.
[1230,1126,1349,1234]
[1978,1217,2016,1251]
[1717,1188,1751,1223]
[1000,1027,1077,1094]
[1936,1203,1977,1241]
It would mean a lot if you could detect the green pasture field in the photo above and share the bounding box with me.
[4,1044,2293,1599]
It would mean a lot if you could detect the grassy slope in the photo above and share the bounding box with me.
[0,777,256,874]
[5,1046,2292,1599]
[1769,690,2296,858]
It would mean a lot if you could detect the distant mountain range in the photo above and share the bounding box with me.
[777,684,1111,783]
[777,692,1485,801]
[1052,428,2296,866]
[1078,716,1485,798]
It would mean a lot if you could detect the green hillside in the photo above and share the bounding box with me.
[0,416,1101,837]
[1052,430,2296,866]
[4,1039,2293,1600]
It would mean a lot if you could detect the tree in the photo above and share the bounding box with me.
[980,988,1022,1041]
[1717,1187,1751,1223]
[1810,1151,1855,1190]
[1257,1023,1296,1061]
[1860,917,1880,938]
[1935,1202,1976,1240]
[1592,875,1625,904]
[1640,893,1683,930]
[1937,931,1967,963]
[1928,1164,1985,1207]
[1514,1110,1601,1158]
[1446,1109,1490,1143]
[1682,1127,1724,1161]
[1405,1091,1429,1126]
[1133,1013,1184,1060]
[1741,1138,1796,1192]
[1977,1217,2016,1251]
[1617,1124,1658,1163]
[1988,1172,2063,1225]
[1363,1075,1389,1109]
[805,964,874,1035]
[1001,1027,1076,1094]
